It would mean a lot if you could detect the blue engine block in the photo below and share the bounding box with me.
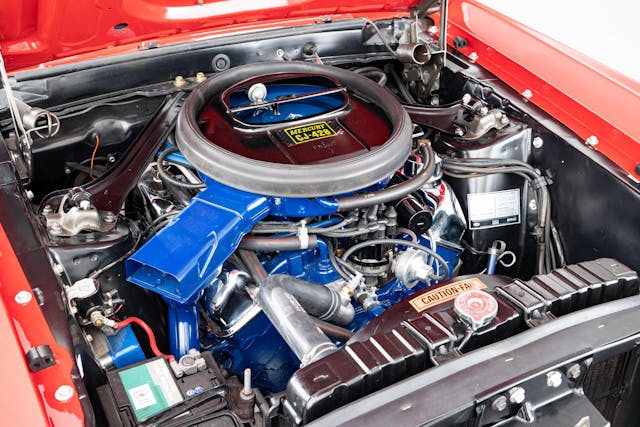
[203,239,461,392]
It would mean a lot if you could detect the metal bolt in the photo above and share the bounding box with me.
[500,115,510,125]
[508,386,526,404]
[173,76,186,88]
[64,166,72,175]
[478,106,489,116]
[427,26,439,36]
[54,385,74,402]
[50,223,62,235]
[195,72,207,83]
[42,205,52,215]
[242,368,253,396]
[437,345,448,355]
[276,48,285,57]
[546,370,563,388]
[532,136,544,149]
[528,199,537,211]
[78,199,91,210]
[107,154,116,163]
[86,334,93,343]
[103,212,116,223]
[454,126,465,137]
[469,52,479,62]
[25,190,34,200]
[491,395,508,412]
[566,363,582,380]
[585,135,599,147]
[521,89,533,99]
[15,291,33,305]
[53,263,65,275]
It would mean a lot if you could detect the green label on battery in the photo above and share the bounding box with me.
[118,358,183,421]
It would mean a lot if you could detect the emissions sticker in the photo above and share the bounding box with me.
[409,278,487,312]
[467,188,521,230]
[283,121,337,145]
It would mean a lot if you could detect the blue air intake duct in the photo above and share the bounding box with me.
[126,62,415,356]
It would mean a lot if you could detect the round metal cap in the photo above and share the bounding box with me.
[454,289,498,329]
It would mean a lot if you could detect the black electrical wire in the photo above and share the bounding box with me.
[363,19,400,59]
[441,156,564,274]
[341,238,450,280]
[157,146,206,190]
[386,64,416,104]
[325,239,353,282]
[141,210,181,241]
[90,218,142,279]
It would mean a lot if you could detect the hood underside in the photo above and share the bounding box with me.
[0,0,422,71]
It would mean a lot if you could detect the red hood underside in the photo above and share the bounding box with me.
[0,0,418,71]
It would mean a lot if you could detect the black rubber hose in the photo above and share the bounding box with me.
[341,238,450,280]
[263,274,354,325]
[353,67,388,86]
[335,143,436,212]
[312,317,354,342]
[157,146,206,189]
[238,235,318,252]
[237,249,268,284]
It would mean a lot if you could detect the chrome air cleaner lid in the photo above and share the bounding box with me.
[176,61,412,197]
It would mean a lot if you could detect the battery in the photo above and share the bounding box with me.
[97,352,244,426]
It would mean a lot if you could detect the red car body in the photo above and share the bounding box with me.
[0,1,638,425]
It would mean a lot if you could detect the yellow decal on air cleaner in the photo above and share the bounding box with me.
[283,121,337,145]
[409,278,487,312]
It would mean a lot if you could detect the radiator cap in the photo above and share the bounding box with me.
[454,289,498,329]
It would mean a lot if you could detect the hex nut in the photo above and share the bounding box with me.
[491,395,508,412]
[546,370,563,388]
[508,386,526,404]
[566,363,582,380]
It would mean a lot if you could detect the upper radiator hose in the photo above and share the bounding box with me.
[257,275,354,365]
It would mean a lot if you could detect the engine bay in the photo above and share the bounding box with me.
[1,13,639,427]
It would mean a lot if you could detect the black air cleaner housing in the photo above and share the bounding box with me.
[176,61,413,197]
